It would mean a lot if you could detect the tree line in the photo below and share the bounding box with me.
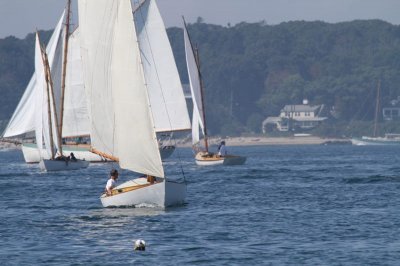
[1,20,400,137]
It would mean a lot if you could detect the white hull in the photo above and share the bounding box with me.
[100,178,186,208]
[22,143,105,163]
[22,143,174,163]
[39,159,90,172]
[195,152,247,166]
[351,137,400,146]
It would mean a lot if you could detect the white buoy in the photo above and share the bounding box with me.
[134,239,146,251]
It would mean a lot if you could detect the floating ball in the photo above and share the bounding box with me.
[134,239,146,251]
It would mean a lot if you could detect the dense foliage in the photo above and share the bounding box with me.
[1,20,400,137]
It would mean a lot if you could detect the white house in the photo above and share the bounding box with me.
[262,100,328,133]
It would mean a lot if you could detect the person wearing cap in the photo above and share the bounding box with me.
[105,169,119,196]
[218,141,227,157]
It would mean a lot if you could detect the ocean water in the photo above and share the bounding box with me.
[1,145,400,265]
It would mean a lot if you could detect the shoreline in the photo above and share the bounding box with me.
[176,136,351,147]
[0,136,351,150]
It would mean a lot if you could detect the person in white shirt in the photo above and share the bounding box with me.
[105,169,119,196]
[218,141,227,157]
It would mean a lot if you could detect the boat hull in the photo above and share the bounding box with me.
[22,143,105,163]
[100,178,186,208]
[22,143,175,163]
[39,159,90,172]
[351,137,400,146]
[195,152,247,166]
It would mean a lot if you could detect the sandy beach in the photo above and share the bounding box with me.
[0,136,350,150]
[176,136,351,147]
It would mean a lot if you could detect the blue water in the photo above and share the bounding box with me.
[1,145,400,265]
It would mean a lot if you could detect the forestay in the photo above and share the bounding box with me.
[134,0,190,133]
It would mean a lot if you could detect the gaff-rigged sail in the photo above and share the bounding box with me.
[62,29,90,138]
[78,0,164,177]
[183,22,206,145]
[134,0,191,133]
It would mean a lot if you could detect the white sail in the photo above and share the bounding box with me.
[134,0,191,133]
[34,34,45,157]
[183,23,205,142]
[79,0,164,177]
[2,76,37,137]
[78,0,118,156]
[3,11,65,138]
[62,29,90,138]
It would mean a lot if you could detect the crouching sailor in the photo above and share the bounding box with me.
[105,169,119,196]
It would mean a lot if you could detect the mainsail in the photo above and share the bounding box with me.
[183,21,206,145]
[134,0,191,133]
[62,29,90,137]
[78,0,164,177]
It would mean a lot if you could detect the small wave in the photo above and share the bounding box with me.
[343,175,400,184]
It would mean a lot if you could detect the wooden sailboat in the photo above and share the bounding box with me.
[2,6,103,163]
[183,18,246,166]
[36,31,89,172]
[34,1,89,171]
[351,80,400,145]
[78,0,189,207]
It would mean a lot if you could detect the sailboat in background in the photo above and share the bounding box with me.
[35,0,89,171]
[351,80,400,145]
[183,18,246,166]
[78,0,188,207]
[2,4,104,163]
[35,31,89,171]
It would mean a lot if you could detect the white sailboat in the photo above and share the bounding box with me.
[2,6,102,163]
[351,80,400,146]
[78,0,190,207]
[35,28,89,172]
[183,19,246,166]
[35,0,89,171]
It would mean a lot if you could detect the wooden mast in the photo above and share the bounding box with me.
[373,79,381,137]
[58,0,72,156]
[38,33,56,159]
[183,18,209,152]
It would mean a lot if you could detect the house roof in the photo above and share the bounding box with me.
[281,105,320,112]
[292,117,327,122]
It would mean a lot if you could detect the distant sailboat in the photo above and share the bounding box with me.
[78,0,189,207]
[34,2,89,172]
[2,6,101,163]
[183,18,246,166]
[351,80,400,145]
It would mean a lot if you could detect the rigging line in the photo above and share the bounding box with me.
[135,1,187,180]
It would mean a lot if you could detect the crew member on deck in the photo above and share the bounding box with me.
[105,169,119,196]
[70,152,77,162]
[218,141,227,157]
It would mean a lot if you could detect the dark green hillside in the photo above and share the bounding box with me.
[0,31,51,124]
[1,20,400,136]
[168,20,400,135]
